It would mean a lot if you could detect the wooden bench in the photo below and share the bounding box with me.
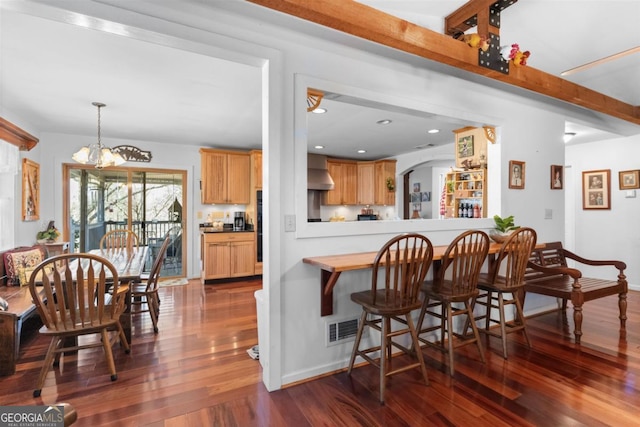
[524,241,627,344]
[0,285,44,375]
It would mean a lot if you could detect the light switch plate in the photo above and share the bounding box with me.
[625,190,636,198]
[544,208,552,219]
[284,214,296,232]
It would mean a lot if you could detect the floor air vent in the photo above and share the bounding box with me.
[326,317,363,346]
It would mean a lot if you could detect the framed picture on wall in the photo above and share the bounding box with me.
[582,169,610,210]
[550,165,563,189]
[457,135,474,158]
[508,160,525,189]
[22,158,40,221]
[619,170,639,189]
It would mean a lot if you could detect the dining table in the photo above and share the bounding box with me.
[88,246,148,343]
[303,241,542,316]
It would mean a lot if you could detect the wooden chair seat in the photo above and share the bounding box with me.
[350,290,423,316]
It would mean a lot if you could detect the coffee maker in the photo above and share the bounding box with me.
[233,211,246,231]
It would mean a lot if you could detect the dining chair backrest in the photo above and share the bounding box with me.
[487,227,537,288]
[28,253,127,331]
[371,233,434,308]
[144,233,172,292]
[100,229,139,251]
[436,230,490,296]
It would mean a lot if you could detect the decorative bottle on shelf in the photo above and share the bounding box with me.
[474,203,480,218]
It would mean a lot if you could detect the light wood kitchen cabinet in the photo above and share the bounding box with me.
[325,159,357,205]
[201,232,255,281]
[374,160,396,206]
[357,162,375,205]
[250,149,262,189]
[200,148,250,204]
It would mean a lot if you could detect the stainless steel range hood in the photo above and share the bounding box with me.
[307,154,335,191]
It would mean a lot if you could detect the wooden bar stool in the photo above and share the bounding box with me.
[347,233,434,404]
[470,227,537,358]
[416,230,489,376]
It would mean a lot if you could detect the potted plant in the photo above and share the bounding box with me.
[490,214,519,243]
[37,224,60,243]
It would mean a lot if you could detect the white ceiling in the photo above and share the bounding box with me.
[1,1,638,161]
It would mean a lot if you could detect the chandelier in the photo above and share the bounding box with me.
[72,102,126,169]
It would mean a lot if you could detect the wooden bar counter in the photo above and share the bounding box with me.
[304,242,515,316]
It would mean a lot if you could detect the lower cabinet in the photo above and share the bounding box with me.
[202,232,255,281]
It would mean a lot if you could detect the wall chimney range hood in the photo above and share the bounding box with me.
[307,154,335,190]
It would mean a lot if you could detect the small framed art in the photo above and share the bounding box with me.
[457,135,474,158]
[582,169,610,210]
[508,160,525,189]
[551,165,563,190]
[22,158,40,221]
[619,170,639,190]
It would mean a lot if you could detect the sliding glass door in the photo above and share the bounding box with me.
[64,165,186,278]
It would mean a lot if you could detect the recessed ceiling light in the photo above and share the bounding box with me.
[357,149,366,154]
[314,145,324,149]
[376,119,392,125]
[312,108,327,114]
[428,129,440,134]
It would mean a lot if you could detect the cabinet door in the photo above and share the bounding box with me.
[204,242,230,279]
[325,161,344,205]
[230,241,255,277]
[201,151,227,204]
[227,153,250,204]
[357,162,375,205]
[374,160,396,206]
[341,162,358,205]
[251,150,262,189]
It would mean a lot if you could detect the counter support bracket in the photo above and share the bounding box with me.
[320,269,341,316]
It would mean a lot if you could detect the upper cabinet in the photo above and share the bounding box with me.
[357,162,375,205]
[326,158,396,206]
[325,159,357,205]
[200,148,250,204]
[374,160,396,206]
[250,150,262,189]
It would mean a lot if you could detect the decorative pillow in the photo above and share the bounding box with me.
[3,247,45,286]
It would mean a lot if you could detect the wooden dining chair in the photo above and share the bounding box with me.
[416,230,489,376]
[28,253,131,397]
[100,229,139,251]
[470,227,537,358]
[347,233,434,404]
[131,233,171,333]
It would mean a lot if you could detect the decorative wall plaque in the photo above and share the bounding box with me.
[111,145,152,162]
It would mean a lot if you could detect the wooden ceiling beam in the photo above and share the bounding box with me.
[445,0,505,36]
[247,0,640,126]
[0,117,38,151]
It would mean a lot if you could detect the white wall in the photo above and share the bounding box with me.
[8,1,637,392]
[566,135,640,290]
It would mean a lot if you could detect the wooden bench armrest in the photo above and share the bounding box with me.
[560,248,627,272]
[526,260,582,280]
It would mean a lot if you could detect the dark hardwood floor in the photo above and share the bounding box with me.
[1,279,638,426]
